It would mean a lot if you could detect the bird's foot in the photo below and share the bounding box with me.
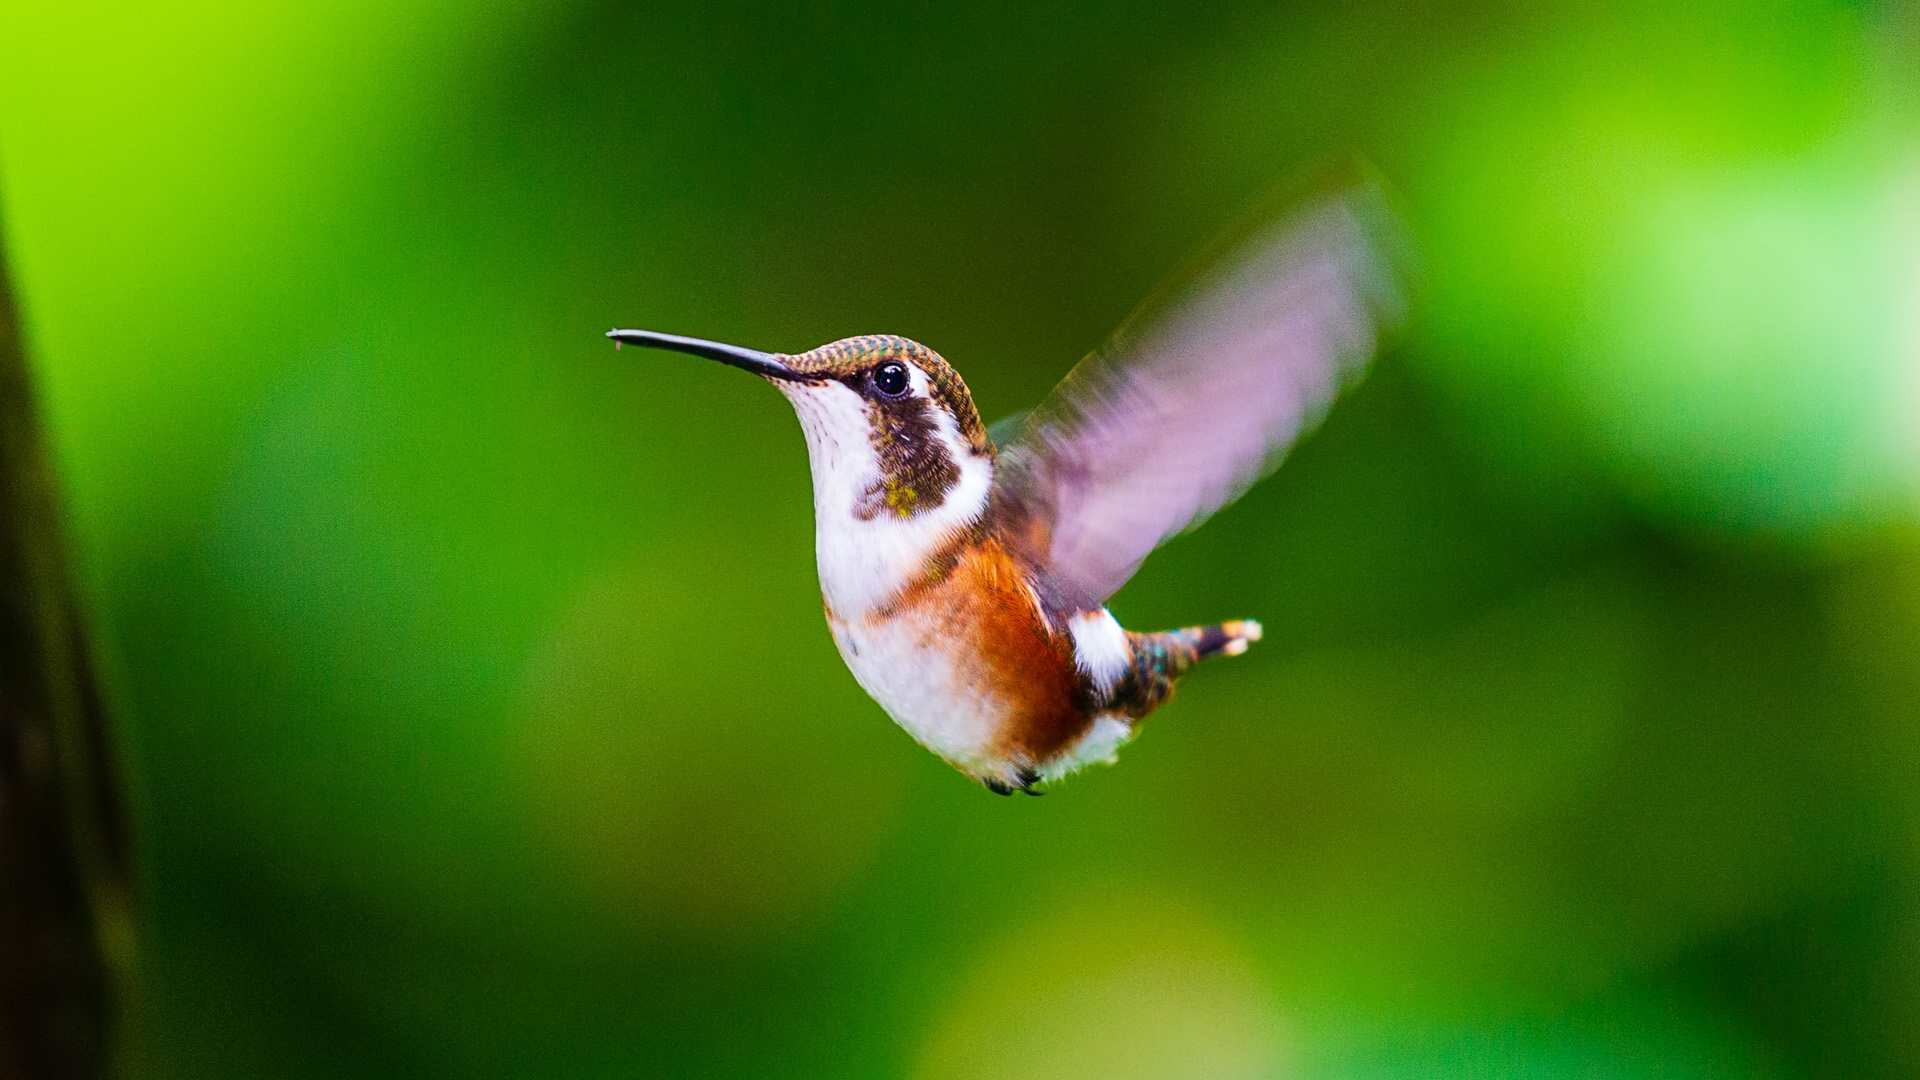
[983,765,1045,797]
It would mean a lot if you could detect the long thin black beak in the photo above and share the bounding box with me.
[606,328,813,381]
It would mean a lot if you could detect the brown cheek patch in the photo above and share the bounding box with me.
[855,395,961,520]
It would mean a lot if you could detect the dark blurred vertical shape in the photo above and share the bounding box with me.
[0,210,133,1075]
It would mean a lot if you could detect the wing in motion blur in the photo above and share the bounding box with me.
[992,176,1410,608]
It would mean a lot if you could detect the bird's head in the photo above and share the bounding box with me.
[608,329,993,520]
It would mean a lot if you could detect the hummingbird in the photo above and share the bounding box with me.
[609,182,1404,794]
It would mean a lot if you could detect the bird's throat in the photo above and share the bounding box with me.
[779,381,994,617]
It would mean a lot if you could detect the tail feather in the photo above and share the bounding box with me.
[1188,618,1264,659]
[1114,618,1262,719]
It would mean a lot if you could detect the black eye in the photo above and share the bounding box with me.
[872,361,909,398]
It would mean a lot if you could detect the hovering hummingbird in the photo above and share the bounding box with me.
[609,182,1404,794]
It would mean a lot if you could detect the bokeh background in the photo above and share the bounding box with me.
[4,1,1920,1076]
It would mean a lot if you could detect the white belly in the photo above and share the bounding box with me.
[828,614,1004,772]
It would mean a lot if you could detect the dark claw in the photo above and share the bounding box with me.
[984,778,1014,796]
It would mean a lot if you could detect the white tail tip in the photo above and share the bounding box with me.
[1219,619,1263,646]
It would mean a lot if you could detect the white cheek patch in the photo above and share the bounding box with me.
[1069,608,1132,697]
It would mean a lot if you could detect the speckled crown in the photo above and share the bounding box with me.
[781,335,991,454]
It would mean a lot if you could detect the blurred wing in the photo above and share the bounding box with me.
[986,409,1030,450]
[995,179,1409,607]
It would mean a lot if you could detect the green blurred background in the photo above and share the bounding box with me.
[4,1,1920,1076]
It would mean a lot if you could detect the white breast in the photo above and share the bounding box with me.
[827,612,1005,770]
